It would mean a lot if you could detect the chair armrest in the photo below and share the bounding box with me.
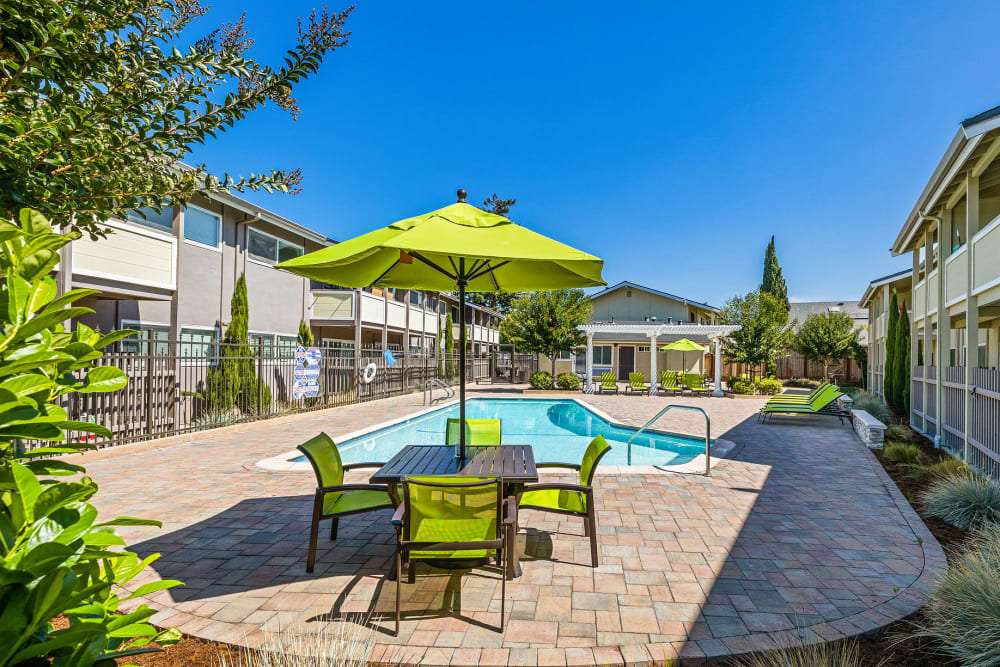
[502,496,517,525]
[391,504,406,526]
[318,483,390,495]
[522,481,591,494]
[343,462,387,471]
[535,462,581,471]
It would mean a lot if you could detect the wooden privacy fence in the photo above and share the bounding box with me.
[912,364,1000,479]
[720,352,863,384]
[54,341,502,450]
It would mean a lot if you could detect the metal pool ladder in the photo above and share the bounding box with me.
[626,404,711,475]
[423,378,455,405]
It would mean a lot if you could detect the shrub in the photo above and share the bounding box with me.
[911,456,969,482]
[731,639,860,667]
[765,360,777,378]
[883,442,923,465]
[729,377,756,394]
[757,378,783,395]
[556,373,580,390]
[785,378,820,388]
[886,423,918,442]
[850,391,890,424]
[0,209,180,664]
[529,371,553,390]
[921,469,1000,531]
[840,385,861,398]
[218,617,376,667]
[920,527,1000,666]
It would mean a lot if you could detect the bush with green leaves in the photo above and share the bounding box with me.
[728,377,756,394]
[0,210,180,665]
[921,469,1000,531]
[920,526,1000,666]
[529,371,553,390]
[784,378,820,388]
[850,391,890,424]
[556,373,580,391]
[885,423,917,442]
[883,442,923,465]
[756,378,783,395]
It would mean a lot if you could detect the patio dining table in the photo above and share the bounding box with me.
[370,445,537,577]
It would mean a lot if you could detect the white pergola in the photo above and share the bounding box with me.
[579,323,739,397]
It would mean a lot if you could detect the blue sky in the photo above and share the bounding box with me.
[187,1,1000,307]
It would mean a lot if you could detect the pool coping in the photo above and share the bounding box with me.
[254,395,737,475]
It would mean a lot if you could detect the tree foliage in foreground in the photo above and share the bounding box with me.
[0,210,180,666]
[793,311,859,380]
[500,290,591,376]
[720,290,792,381]
[0,0,353,238]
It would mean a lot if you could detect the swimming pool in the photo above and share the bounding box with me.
[288,398,711,467]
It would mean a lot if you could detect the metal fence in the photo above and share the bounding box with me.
[53,340,535,449]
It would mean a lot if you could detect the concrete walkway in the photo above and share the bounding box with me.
[77,389,945,665]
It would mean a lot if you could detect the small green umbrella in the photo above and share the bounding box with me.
[659,338,708,374]
[277,189,606,458]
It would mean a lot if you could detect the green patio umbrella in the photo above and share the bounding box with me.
[659,338,707,374]
[276,189,605,459]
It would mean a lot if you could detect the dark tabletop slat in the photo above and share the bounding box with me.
[370,445,538,484]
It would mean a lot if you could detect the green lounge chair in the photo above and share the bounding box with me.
[625,372,648,395]
[659,370,682,395]
[758,385,849,424]
[392,476,515,634]
[519,435,611,567]
[445,418,501,446]
[765,382,831,404]
[597,371,618,394]
[684,373,711,395]
[298,433,394,573]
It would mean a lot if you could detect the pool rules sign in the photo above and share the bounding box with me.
[293,346,322,399]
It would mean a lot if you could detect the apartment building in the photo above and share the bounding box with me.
[888,104,1000,475]
[57,189,501,356]
[859,269,912,399]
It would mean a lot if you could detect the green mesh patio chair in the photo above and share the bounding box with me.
[391,476,516,634]
[625,372,648,395]
[684,373,711,395]
[597,371,618,394]
[659,371,682,395]
[518,435,611,567]
[445,418,501,446]
[298,433,394,573]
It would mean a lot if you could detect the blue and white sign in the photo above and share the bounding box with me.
[294,364,308,381]
[293,347,322,398]
[305,347,322,366]
[293,380,320,399]
[384,348,396,367]
[294,346,307,363]
[302,365,320,380]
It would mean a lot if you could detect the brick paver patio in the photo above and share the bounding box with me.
[75,389,945,665]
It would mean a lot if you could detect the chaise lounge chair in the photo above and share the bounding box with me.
[758,385,850,425]
[683,373,711,396]
[625,372,648,395]
[764,381,831,405]
[597,371,619,394]
[659,371,682,395]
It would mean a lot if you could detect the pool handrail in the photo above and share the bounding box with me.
[626,404,711,475]
[423,378,455,405]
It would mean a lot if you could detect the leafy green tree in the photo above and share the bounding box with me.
[720,290,792,381]
[204,274,271,414]
[793,311,859,380]
[851,335,868,390]
[894,308,911,415]
[444,313,455,378]
[0,209,181,665]
[500,290,591,376]
[760,236,790,313]
[885,291,899,406]
[466,193,519,313]
[0,0,353,238]
[297,320,315,347]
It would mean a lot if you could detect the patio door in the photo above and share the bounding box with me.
[618,345,635,381]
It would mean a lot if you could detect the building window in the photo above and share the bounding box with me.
[183,205,221,248]
[409,291,423,306]
[120,321,169,355]
[127,207,173,234]
[248,227,304,264]
[557,350,572,360]
[638,345,650,352]
[592,345,612,365]
[179,326,218,359]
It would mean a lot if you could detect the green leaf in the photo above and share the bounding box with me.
[0,374,55,397]
[96,517,162,528]
[125,579,182,600]
[52,420,112,438]
[95,329,138,349]
[78,366,127,393]
[11,461,41,524]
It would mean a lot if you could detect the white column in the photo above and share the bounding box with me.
[648,333,658,395]
[712,338,724,396]
[585,334,594,394]
[964,175,980,462]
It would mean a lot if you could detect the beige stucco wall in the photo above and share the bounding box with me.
[591,288,715,324]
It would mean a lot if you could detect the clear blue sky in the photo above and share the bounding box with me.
[188,1,1000,307]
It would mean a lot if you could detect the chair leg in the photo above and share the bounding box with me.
[408,557,416,584]
[395,549,402,636]
[306,493,322,573]
[500,533,507,632]
[586,492,599,567]
[329,517,339,540]
[583,515,590,537]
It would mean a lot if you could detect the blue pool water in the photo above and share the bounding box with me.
[293,398,709,467]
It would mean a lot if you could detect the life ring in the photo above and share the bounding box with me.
[362,362,377,384]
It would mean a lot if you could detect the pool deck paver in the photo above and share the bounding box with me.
[74,388,946,665]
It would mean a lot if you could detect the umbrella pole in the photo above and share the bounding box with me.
[458,271,467,460]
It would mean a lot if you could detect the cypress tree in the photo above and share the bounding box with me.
[761,236,790,315]
[896,307,911,415]
[297,320,314,346]
[205,274,270,415]
[885,291,899,407]
[444,313,455,378]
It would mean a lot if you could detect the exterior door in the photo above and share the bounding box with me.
[618,345,635,381]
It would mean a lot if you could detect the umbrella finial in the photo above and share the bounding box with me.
[456,188,467,203]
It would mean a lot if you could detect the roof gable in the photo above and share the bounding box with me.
[589,281,719,312]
